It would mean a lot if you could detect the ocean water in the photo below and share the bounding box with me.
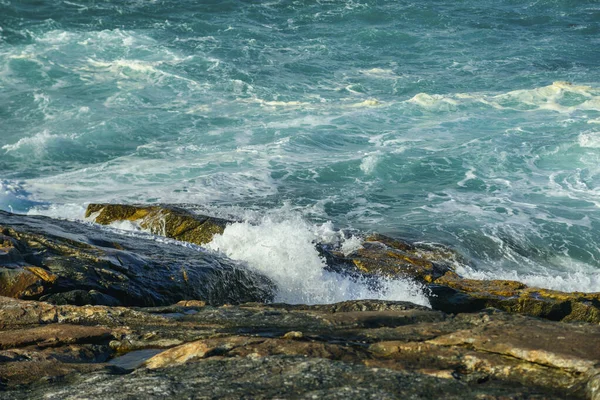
[1,0,599,303]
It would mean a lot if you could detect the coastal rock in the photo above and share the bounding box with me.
[82,204,600,323]
[1,297,598,399]
[319,233,600,323]
[85,204,229,245]
[0,211,274,307]
[430,272,600,323]
[318,234,459,283]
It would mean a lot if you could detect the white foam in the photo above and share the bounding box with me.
[457,167,477,187]
[578,131,600,148]
[359,68,397,78]
[27,203,87,220]
[406,81,600,114]
[360,152,380,175]
[407,93,458,111]
[349,98,381,108]
[456,261,600,293]
[340,235,363,256]
[2,129,74,155]
[205,215,430,306]
[0,180,44,213]
[249,98,309,108]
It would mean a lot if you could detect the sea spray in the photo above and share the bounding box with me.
[205,215,430,306]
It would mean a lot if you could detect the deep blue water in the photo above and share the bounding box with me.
[1,0,599,295]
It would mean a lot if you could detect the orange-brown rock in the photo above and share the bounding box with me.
[1,297,599,399]
[432,272,600,323]
[85,204,229,245]
[319,234,458,284]
[0,324,112,350]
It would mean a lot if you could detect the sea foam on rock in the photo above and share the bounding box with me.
[83,203,600,323]
[1,207,600,398]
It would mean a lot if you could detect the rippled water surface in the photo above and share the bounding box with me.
[1,0,599,295]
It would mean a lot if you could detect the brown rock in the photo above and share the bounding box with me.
[1,296,599,398]
[433,272,600,323]
[175,300,206,308]
[0,324,112,350]
[85,204,230,245]
[144,340,212,369]
[282,331,303,339]
[0,267,48,298]
[428,317,600,373]
[320,235,457,284]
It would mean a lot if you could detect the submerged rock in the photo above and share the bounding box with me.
[1,296,598,399]
[86,204,229,245]
[0,211,274,307]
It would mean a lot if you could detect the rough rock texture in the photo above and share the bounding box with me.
[82,204,600,322]
[1,296,599,399]
[430,272,600,323]
[318,233,459,283]
[86,204,229,245]
[321,234,600,323]
[0,211,274,307]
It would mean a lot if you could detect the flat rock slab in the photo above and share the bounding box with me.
[0,324,112,349]
[428,316,600,373]
[7,356,561,400]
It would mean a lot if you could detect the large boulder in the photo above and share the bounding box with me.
[0,211,274,307]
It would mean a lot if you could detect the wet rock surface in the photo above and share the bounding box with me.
[1,207,600,398]
[86,203,229,246]
[430,272,600,323]
[0,296,599,399]
[320,233,600,323]
[0,210,274,307]
[82,203,600,322]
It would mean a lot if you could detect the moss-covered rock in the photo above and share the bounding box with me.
[85,204,229,245]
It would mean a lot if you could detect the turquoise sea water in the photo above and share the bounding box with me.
[1,0,599,297]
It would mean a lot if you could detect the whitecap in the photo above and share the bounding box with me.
[2,130,75,156]
[577,132,600,149]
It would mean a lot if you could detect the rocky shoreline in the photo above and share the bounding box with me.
[1,205,599,399]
